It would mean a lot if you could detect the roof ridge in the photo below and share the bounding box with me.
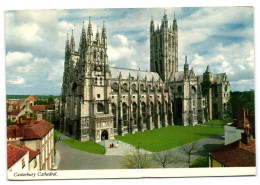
[110,66,153,73]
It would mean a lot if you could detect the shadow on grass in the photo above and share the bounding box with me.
[193,143,224,157]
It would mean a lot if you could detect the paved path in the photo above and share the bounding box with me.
[55,133,224,169]
[153,134,225,168]
[56,141,123,170]
[98,139,151,156]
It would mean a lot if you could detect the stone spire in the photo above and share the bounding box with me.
[70,29,75,53]
[96,26,100,45]
[173,13,178,31]
[87,17,93,43]
[150,15,154,33]
[65,33,70,54]
[162,9,168,28]
[102,20,107,47]
[205,65,211,73]
[184,56,189,80]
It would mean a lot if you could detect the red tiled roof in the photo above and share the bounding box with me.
[7,144,28,169]
[25,95,39,102]
[29,105,46,112]
[209,140,256,167]
[21,146,38,161]
[7,120,54,140]
[44,104,55,109]
[9,109,22,116]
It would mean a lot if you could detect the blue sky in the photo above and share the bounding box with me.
[5,7,254,95]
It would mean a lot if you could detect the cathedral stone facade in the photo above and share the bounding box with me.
[60,12,230,142]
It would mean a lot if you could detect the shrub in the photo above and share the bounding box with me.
[189,157,209,168]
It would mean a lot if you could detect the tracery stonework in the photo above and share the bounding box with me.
[60,13,230,142]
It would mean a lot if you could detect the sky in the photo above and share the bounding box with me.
[5,7,254,95]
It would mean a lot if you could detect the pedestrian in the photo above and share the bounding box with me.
[115,143,117,148]
[112,143,114,148]
[110,144,112,148]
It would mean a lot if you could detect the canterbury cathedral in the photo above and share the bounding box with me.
[60,12,230,142]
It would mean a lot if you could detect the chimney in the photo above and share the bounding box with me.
[37,114,43,121]
[236,108,249,129]
[16,118,25,138]
[241,124,251,146]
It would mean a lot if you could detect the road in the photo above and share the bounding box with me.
[55,134,224,170]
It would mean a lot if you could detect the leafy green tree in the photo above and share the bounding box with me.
[189,157,209,168]
[230,90,255,119]
[7,118,16,126]
[48,97,55,104]
[34,100,48,105]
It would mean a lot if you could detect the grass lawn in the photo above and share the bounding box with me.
[115,125,224,152]
[62,138,106,155]
[54,130,62,137]
[203,119,233,127]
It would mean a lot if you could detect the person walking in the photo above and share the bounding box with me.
[112,143,114,148]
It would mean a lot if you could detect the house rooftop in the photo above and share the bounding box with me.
[209,139,255,167]
[7,144,27,169]
[7,120,54,140]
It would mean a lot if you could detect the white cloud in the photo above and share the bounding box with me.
[5,7,254,94]
[6,51,33,67]
[7,77,25,85]
[114,34,128,45]
[131,61,137,69]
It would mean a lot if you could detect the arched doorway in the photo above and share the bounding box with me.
[101,130,108,140]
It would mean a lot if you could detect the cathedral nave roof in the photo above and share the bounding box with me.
[110,67,161,81]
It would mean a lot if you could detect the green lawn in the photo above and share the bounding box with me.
[115,125,224,152]
[54,130,62,137]
[62,138,106,155]
[203,119,233,127]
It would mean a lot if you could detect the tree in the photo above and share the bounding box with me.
[48,97,55,104]
[7,118,15,126]
[189,157,209,168]
[153,150,176,168]
[179,142,200,164]
[120,149,153,169]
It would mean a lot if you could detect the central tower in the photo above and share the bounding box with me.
[150,11,178,83]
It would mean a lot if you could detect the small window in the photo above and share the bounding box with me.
[34,158,37,168]
[22,159,25,169]
[97,103,104,112]
[100,78,102,85]
[94,50,97,59]
[178,86,182,93]
[203,100,205,106]
[133,96,135,98]
[97,94,101,98]
[112,96,114,99]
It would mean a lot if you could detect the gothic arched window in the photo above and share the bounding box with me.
[97,103,104,113]
[132,102,137,125]
[112,103,117,128]
[94,50,97,59]
[178,86,182,93]
[100,51,103,60]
